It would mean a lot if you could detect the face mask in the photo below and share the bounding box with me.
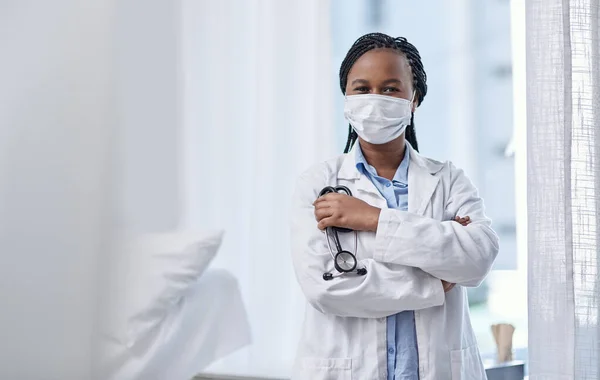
[343,92,414,144]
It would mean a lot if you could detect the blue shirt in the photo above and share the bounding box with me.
[355,144,419,380]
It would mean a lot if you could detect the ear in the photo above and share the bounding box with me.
[410,91,419,113]
[411,100,418,113]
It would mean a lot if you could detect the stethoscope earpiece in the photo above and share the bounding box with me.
[318,185,352,197]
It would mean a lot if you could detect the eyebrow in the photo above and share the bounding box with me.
[350,79,369,86]
[350,78,403,86]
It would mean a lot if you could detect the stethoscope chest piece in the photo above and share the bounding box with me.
[334,250,357,273]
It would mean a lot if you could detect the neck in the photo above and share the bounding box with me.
[359,135,407,179]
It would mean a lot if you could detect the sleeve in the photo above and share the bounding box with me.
[290,168,445,318]
[372,163,500,287]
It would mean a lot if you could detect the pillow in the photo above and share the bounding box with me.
[102,229,224,348]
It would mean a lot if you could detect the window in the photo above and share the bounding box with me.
[330,0,527,361]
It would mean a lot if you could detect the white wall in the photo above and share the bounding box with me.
[112,0,183,234]
[0,1,115,378]
[0,1,182,378]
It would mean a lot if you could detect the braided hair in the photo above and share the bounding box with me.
[340,33,427,153]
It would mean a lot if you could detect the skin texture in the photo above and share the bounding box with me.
[314,48,471,292]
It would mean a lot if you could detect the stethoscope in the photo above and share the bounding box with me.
[318,186,368,281]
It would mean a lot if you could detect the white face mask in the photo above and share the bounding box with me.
[343,92,415,144]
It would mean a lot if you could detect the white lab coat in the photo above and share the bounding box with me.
[290,143,499,380]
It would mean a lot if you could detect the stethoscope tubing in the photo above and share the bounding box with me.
[324,226,358,267]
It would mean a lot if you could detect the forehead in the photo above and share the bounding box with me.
[347,48,412,81]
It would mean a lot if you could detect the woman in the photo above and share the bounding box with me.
[290,33,499,380]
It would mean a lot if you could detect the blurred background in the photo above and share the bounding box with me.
[194,0,528,377]
[0,0,527,379]
[326,0,526,357]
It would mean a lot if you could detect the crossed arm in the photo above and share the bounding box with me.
[313,192,471,293]
[290,166,498,318]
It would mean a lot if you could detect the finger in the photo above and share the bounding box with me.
[322,193,344,201]
[313,192,343,205]
[313,194,327,206]
[441,280,455,292]
[459,216,471,225]
[314,201,333,210]
[441,280,449,291]
[317,217,336,230]
[314,207,334,221]
[445,283,456,292]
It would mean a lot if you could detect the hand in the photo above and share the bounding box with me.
[313,193,381,231]
[454,215,471,226]
[442,280,455,293]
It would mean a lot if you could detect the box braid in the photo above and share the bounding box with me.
[340,33,427,153]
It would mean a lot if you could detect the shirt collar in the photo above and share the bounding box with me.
[355,142,410,185]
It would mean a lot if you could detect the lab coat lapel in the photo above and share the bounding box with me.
[338,142,443,212]
[337,145,388,209]
[407,146,442,216]
[355,174,388,209]
[408,165,439,216]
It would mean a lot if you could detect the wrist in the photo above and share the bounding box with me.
[369,207,381,232]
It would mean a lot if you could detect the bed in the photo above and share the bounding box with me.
[99,268,251,380]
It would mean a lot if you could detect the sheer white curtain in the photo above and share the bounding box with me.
[181,1,335,377]
[526,0,600,378]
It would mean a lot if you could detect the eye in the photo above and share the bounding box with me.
[383,87,400,93]
[353,86,369,93]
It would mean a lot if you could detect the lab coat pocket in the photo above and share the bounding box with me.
[300,357,352,380]
[450,345,486,380]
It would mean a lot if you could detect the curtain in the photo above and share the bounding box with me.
[181,0,335,377]
[526,0,600,379]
